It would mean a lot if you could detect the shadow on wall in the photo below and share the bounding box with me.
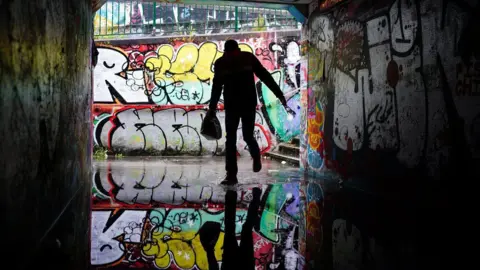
[92,32,308,156]
[304,0,479,181]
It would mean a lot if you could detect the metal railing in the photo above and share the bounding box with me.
[94,0,301,38]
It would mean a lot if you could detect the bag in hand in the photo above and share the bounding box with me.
[201,113,222,140]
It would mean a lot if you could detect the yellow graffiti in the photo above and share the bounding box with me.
[143,231,225,270]
[145,41,254,89]
[308,105,324,150]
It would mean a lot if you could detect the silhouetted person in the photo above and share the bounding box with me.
[221,187,262,270]
[208,40,287,185]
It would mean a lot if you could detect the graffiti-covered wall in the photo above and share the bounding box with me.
[304,0,480,180]
[93,31,307,155]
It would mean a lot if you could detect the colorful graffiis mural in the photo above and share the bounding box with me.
[305,0,480,179]
[93,32,307,155]
[90,161,319,269]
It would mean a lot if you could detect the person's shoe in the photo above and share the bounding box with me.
[253,155,262,173]
[220,174,238,185]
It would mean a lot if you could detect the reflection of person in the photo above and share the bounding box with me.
[199,222,220,270]
[208,40,287,185]
[221,187,261,270]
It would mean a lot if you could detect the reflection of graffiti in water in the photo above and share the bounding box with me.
[305,182,324,269]
[332,219,364,270]
[90,179,321,269]
[91,209,245,268]
[91,164,270,206]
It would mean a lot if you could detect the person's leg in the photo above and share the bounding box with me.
[224,109,241,183]
[241,108,261,172]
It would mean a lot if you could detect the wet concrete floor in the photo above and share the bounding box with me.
[91,156,417,270]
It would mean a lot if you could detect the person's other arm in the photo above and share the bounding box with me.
[208,60,224,113]
[251,54,287,105]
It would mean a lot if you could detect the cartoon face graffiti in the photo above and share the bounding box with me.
[91,210,148,266]
[95,48,149,104]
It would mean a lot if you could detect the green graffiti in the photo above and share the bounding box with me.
[260,71,301,142]
[259,184,297,243]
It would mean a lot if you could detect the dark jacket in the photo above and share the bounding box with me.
[208,51,285,111]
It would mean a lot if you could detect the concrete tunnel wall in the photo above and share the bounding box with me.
[0,1,92,268]
[302,0,480,182]
[93,31,306,156]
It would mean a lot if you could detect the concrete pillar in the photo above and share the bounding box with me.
[0,1,92,268]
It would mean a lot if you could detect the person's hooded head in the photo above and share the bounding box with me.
[224,40,240,54]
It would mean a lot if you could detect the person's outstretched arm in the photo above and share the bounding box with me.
[208,60,224,113]
[251,54,287,105]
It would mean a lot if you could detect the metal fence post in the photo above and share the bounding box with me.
[234,6,239,32]
[152,2,157,36]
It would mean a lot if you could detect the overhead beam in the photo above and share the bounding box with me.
[287,4,307,23]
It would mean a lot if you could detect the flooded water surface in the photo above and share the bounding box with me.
[91,157,312,270]
[90,157,416,270]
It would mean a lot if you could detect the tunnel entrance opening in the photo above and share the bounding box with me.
[90,1,307,269]
[91,0,304,158]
